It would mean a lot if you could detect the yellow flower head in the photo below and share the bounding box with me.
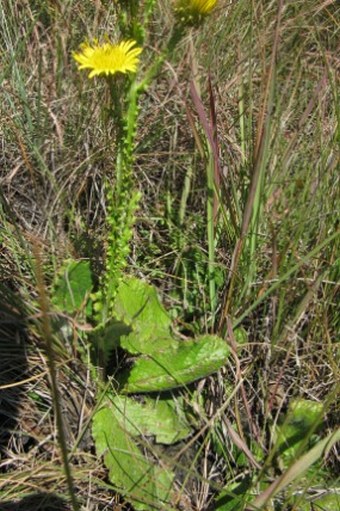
[174,0,217,25]
[73,39,142,79]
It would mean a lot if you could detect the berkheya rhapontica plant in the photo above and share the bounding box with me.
[49,2,340,510]
[50,2,231,509]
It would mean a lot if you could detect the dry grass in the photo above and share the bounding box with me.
[0,0,339,509]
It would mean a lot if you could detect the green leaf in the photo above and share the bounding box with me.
[120,331,179,356]
[89,320,132,365]
[120,335,230,393]
[248,429,340,510]
[90,277,178,367]
[113,277,176,355]
[215,476,253,510]
[276,399,324,465]
[285,399,323,430]
[290,492,340,511]
[234,327,248,346]
[52,260,93,315]
[92,407,175,510]
[109,394,192,444]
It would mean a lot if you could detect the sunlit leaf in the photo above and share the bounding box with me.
[113,276,171,339]
[109,394,192,444]
[113,277,176,355]
[121,331,179,356]
[92,407,175,510]
[120,335,230,393]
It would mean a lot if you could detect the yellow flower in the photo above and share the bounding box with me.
[73,39,142,79]
[174,0,217,25]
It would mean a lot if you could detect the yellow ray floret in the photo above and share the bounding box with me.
[73,40,142,78]
[175,0,217,18]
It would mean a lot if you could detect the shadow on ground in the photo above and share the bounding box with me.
[0,285,28,461]
[0,292,71,510]
[0,192,76,511]
[0,492,69,511]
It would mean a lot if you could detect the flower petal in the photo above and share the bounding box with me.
[73,39,142,79]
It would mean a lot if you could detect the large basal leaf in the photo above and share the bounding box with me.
[120,331,179,356]
[109,394,192,444]
[120,335,230,393]
[92,407,175,510]
[91,277,178,366]
[113,277,176,355]
[52,260,93,315]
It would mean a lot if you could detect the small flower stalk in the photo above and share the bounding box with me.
[73,37,143,321]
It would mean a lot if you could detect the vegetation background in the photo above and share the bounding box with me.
[0,0,339,510]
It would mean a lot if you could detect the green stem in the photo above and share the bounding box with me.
[99,24,186,322]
